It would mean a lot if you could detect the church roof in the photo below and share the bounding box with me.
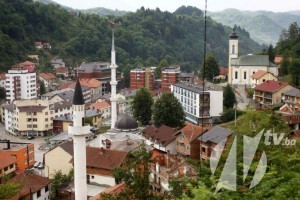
[73,79,85,105]
[231,55,276,67]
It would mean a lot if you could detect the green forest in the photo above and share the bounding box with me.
[0,0,262,79]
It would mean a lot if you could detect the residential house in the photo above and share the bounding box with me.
[45,141,127,187]
[253,80,296,106]
[3,99,54,136]
[14,61,36,73]
[0,140,34,171]
[198,126,233,160]
[55,67,69,78]
[43,42,51,49]
[250,70,278,88]
[0,151,17,183]
[149,151,197,193]
[172,82,223,125]
[89,100,111,119]
[180,72,196,83]
[215,67,228,80]
[5,67,37,103]
[9,170,51,200]
[27,54,39,63]
[35,42,43,49]
[228,29,278,85]
[38,73,56,91]
[59,78,101,102]
[282,114,300,130]
[53,101,72,118]
[175,123,211,160]
[139,125,178,153]
[100,93,129,115]
[280,88,300,114]
[51,59,65,69]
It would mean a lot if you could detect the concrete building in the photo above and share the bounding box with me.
[162,66,181,92]
[130,68,155,90]
[38,73,56,91]
[89,100,111,119]
[228,28,278,85]
[0,140,35,171]
[2,99,54,136]
[0,151,17,182]
[172,82,223,125]
[5,68,37,103]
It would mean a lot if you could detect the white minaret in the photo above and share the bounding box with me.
[228,27,239,84]
[68,79,90,200]
[110,27,118,129]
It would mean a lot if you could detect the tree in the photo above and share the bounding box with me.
[0,87,6,101]
[200,54,219,81]
[51,170,73,199]
[268,44,275,62]
[0,174,22,200]
[288,58,300,86]
[223,84,236,109]
[39,80,46,95]
[153,92,185,127]
[131,87,153,124]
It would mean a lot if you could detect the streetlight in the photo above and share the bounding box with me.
[234,102,237,126]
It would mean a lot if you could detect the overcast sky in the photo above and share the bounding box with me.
[53,0,300,12]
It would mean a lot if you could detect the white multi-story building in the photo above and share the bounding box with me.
[5,69,37,103]
[172,82,223,125]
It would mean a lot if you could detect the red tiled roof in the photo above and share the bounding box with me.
[39,73,56,80]
[179,123,211,142]
[0,73,6,80]
[142,125,178,147]
[219,67,228,76]
[56,67,69,74]
[9,170,52,194]
[0,151,17,170]
[90,182,127,200]
[89,101,111,110]
[59,82,74,90]
[251,70,267,79]
[19,61,35,66]
[254,80,289,93]
[59,78,101,89]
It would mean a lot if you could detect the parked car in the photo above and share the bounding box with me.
[38,163,44,169]
[28,136,35,140]
[34,162,41,168]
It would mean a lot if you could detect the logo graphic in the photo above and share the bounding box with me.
[210,130,267,193]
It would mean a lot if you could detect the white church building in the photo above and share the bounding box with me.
[227,29,279,85]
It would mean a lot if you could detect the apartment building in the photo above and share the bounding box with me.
[0,141,35,171]
[172,82,223,125]
[5,69,37,103]
[162,66,181,92]
[2,99,54,136]
[130,68,155,90]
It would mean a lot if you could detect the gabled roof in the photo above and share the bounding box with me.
[254,80,289,93]
[284,88,300,97]
[59,78,101,90]
[39,73,56,80]
[9,170,51,194]
[178,123,211,142]
[0,151,17,169]
[251,70,268,79]
[18,61,35,66]
[56,90,75,101]
[198,126,232,144]
[219,67,228,76]
[89,101,111,110]
[231,55,276,67]
[17,105,47,112]
[59,141,74,155]
[56,67,69,73]
[141,125,178,147]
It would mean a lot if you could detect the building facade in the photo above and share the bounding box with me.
[172,82,223,125]
[162,66,180,92]
[130,68,155,90]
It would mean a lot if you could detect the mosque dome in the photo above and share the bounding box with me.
[115,114,138,131]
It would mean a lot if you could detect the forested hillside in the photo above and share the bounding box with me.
[0,1,262,76]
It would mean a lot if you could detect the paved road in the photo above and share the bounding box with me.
[234,85,250,110]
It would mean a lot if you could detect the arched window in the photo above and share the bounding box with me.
[235,71,238,79]
[232,44,235,54]
[244,71,247,79]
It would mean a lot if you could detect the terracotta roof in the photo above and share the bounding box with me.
[86,147,127,170]
[56,67,69,74]
[39,73,56,80]
[0,151,17,170]
[251,70,267,79]
[79,78,101,88]
[141,125,178,147]
[19,61,35,66]
[17,105,47,112]
[59,82,74,90]
[254,80,289,93]
[219,67,228,76]
[179,123,210,142]
[90,182,126,200]
[0,73,6,80]
[89,101,111,110]
[9,170,51,194]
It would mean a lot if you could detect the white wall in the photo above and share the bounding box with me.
[34,185,50,200]
[209,91,223,117]
[89,174,116,186]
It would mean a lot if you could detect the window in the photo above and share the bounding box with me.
[45,185,49,192]
[10,164,14,169]
[27,125,32,128]
[45,118,48,122]
[4,167,8,171]
[45,112,48,115]
[33,125,37,128]
[232,44,235,54]
[202,147,206,153]
[244,71,247,79]
[37,189,41,198]
[235,71,238,79]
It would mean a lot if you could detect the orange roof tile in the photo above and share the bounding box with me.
[180,123,211,142]
[0,151,17,170]
[251,70,267,79]
[0,73,6,80]
[59,82,75,90]
[89,101,111,110]
[56,67,69,74]
[79,78,101,88]
[39,73,56,80]
[254,80,289,93]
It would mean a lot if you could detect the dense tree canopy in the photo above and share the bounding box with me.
[200,54,220,81]
[153,92,185,127]
[223,84,236,109]
[131,87,153,124]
